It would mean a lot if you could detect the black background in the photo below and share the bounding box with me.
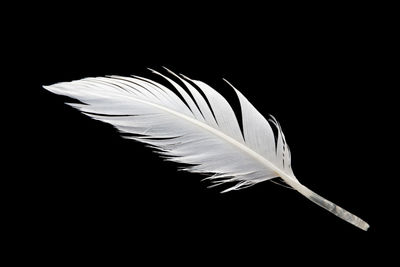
[12,2,396,264]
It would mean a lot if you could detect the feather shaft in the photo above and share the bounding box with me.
[281,176,369,230]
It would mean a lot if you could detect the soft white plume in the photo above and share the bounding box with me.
[43,68,369,230]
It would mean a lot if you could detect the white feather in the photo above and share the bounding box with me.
[43,69,369,231]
